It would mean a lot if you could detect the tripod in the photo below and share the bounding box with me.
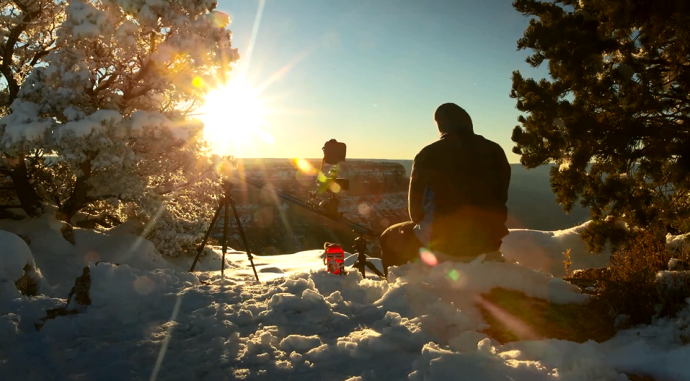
[351,235,386,280]
[189,180,259,282]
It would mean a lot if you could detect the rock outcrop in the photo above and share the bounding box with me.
[35,262,118,331]
[14,264,39,296]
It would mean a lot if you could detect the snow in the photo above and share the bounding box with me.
[667,232,690,253]
[128,111,173,135]
[1,218,690,380]
[501,222,612,277]
[0,214,182,296]
[65,0,108,39]
[0,100,52,146]
[656,270,690,292]
[0,230,41,299]
[0,230,34,282]
[56,109,123,139]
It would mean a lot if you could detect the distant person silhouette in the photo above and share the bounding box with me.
[379,103,511,277]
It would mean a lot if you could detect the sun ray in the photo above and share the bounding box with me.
[254,47,314,94]
[239,0,267,79]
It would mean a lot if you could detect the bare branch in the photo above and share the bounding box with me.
[28,46,51,66]
[95,73,120,93]
[0,4,41,105]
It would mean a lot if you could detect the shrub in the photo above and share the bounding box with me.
[563,248,572,278]
[594,229,690,328]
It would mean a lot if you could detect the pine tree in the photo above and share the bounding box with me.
[0,0,240,256]
[510,0,690,252]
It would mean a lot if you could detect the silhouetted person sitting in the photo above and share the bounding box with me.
[380,103,511,277]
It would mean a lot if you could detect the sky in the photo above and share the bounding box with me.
[213,0,548,162]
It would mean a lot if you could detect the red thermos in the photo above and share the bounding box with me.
[324,243,346,275]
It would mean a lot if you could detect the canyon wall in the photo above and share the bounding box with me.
[214,159,410,256]
[215,159,591,256]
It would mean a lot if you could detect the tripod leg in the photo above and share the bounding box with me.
[352,254,366,278]
[189,201,223,272]
[365,261,387,281]
[221,197,230,280]
[229,196,260,282]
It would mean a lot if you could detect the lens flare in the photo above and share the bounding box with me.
[151,294,183,381]
[358,203,371,215]
[211,11,230,28]
[292,158,317,175]
[192,76,205,88]
[253,207,274,228]
[85,250,100,264]
[475,295,542,341]
[420,248,438,266]
[134,275,155,295]
[329,182,341,193]
[447,269,460,282]
[214,158,235,177]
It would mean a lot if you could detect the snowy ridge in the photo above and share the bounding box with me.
[502,222,612,277]
[1,255,689,380]
[1,218,690,380]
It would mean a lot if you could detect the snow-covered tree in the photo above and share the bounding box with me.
[0,0,67,216]
[1,0,241,256]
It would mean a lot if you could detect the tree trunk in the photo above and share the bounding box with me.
[57,160,93,223]
[6,155,44,217]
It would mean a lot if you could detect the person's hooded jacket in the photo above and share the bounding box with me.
[409,105,511,258]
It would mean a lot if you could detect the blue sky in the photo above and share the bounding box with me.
[214,0,547,162]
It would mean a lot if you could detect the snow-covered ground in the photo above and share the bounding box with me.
[1,215,689,380]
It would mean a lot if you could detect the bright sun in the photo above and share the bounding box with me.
[197,78,270,156]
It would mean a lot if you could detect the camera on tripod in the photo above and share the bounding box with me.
[322,139,347,166]
[307,139,350,216]
[190,139,387,281]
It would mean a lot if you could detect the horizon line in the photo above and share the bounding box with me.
[233,157,525,164]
